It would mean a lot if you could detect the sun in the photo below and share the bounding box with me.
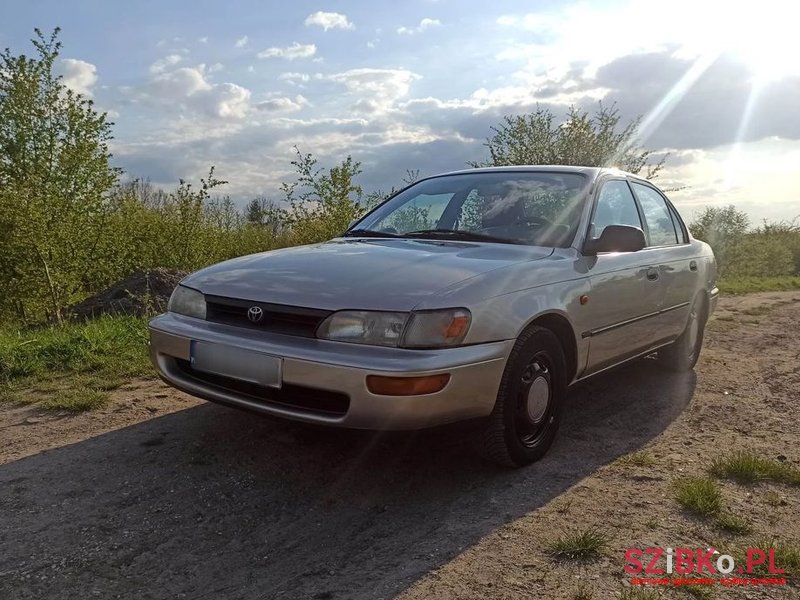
[704,2,800,84]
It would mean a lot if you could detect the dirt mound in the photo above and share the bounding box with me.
[70,268,186,318]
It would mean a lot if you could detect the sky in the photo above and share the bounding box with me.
[2,0,799,223]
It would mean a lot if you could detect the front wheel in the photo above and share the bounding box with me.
[477,326,566,467]
[658,296,707,372]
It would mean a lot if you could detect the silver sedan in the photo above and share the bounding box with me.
[149,166,718,466]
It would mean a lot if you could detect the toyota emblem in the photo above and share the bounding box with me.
[247,306,264,323]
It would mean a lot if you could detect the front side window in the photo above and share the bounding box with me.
[631,183,678,246]
[592,180,642,237]
[351,172,590,247]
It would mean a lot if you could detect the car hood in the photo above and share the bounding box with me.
[183,238,554,311]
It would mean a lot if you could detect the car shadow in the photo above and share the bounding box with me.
[0,359,695,600]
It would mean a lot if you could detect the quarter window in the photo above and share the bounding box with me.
[592,180,642,237]
[631,183,678,246]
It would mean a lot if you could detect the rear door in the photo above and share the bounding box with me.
[630,181,697,341]
[582,179,663,375]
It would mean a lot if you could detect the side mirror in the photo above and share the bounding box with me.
[584,225,646,254]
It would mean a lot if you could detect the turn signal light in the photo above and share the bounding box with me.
[366,374,451,396]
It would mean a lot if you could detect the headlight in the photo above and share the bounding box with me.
[167,285,206,319]
[316,308,471,348]
[401,308,471,348]
[316,310,406,346]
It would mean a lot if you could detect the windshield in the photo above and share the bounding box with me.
[349,172,590,247]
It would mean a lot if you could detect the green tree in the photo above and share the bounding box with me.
[0,28,118,322]
[280,147,366,244]
[689,205,750,275]
[471,103,666,178]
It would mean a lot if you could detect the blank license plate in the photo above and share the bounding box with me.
[190,341,282,388]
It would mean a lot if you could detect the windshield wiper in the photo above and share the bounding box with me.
[401,229,525,245]
[342,228,400,238]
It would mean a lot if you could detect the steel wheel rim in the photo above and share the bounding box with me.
[516,354,554,448]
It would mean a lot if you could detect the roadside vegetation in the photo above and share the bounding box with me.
[0,316,150,410]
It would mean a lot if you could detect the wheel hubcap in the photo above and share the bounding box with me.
[517,358,553,447]
[526,376,550,423]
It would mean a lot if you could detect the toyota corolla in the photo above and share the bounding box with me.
[149,166,718,466]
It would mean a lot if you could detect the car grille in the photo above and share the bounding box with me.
[175,359,350,417]
[204,294,332,337]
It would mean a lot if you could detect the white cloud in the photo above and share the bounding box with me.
[149,54,183,74]
[397,18,440,35]
[235,35,249,48]
[59,58,97,96]
[256,94,310,112]
[257,42,317,60]
[326,68,421,112]
[304,11,354,31]
[147,66,251,119]
[198,37,208,44]
[278,72,311,83]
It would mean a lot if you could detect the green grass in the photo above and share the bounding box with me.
[674,477,723,517]
[547,528,609,560]
[39,388,109,411]
[714,512,753,535]
[710,451,800,485]
[616,451,657,468]
[0,316,152,411]
[717,275,800,295]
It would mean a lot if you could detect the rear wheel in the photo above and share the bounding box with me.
[477,326,566,467]
[658,296,707,372]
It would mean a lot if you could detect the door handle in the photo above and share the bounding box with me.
[689,260,698,272]
[646,267,659,281]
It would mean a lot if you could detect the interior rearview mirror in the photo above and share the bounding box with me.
[584,225,646,254]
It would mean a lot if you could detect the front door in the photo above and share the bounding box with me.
[581,179,663,375]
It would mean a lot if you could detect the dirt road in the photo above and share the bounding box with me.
[1,292,798,599]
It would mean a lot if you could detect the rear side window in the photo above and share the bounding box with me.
[632,183,678,246]
[592,180,642,237]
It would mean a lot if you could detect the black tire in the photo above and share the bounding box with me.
[658,295,707,372]
[477,326,567,467]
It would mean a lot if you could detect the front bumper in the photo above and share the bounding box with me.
[149,313,513,430]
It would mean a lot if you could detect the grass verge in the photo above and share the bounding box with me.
[548,528,608,560]
[717,276,800,295]
[0,316,153,411]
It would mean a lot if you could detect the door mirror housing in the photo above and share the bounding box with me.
[584,225,646,254]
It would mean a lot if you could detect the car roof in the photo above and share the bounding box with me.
[426,165,635,182]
